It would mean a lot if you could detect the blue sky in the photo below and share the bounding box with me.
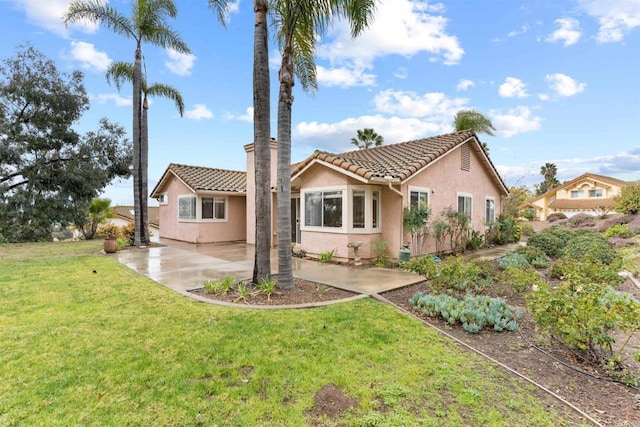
[1,0,639,206]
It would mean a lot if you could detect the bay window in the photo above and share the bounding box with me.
[305,191,342,228]
[303,186,381,232]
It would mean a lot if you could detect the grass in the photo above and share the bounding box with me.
[0,241,575,426]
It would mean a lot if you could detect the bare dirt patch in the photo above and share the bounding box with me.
[307,383,359,424]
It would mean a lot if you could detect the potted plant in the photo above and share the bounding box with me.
[99,223,120,253]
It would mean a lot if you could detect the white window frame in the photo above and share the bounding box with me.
[178,195,196,221]
[457,193,473,218]
[571,190,585,199]
[159,192,169,205]
[408,186,430,209]
[200,196,228,222]
[300,185,382,234]
[589,189,603,198]
[485,197,495,222]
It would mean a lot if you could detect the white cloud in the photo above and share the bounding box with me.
[555,147,640,175]
[578,0,640,43]
[491,106,542,138]
[224,107,253,123]
[317,0,464,67]
[4,0,99,36]
[456,79,474,91]
[546,18,582,46]
[373,89,468,120]
[539,93,550,101]
[165,49,196,76]
[545,73,586,97]
[316,65,376,87]
[393,67,408,79]
[67,41,111,72]
[498,77,529,98]
[93,93,132,107]
[295,115,446,153]
[492,24,531,42]
[185,104,213,120]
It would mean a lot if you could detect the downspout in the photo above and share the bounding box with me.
[387,182,405,254]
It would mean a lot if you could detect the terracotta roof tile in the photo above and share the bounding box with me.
[291,131,507,193]
[168,163,246,193]
[549,198,617,210]
[111,206,160,227]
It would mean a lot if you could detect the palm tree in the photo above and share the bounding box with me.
[106,63,185,207]
[350,128,384,149]
[272,0,377,290]
[540,162,558,183]
[252,0,272,284]
[453,109,495,153]
[65,1,227,246]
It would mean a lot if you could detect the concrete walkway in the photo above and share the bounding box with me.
[114,240,424,297]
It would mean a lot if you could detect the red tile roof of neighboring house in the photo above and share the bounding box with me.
[111,206,160,227]
[549,198,617,210]
[291,130,508,193]
[150,163,247,198]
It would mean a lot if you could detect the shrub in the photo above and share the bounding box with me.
[432,256,484,292]
[409,292,521,333]
[257,277,277,301]
[318,249,335,262]
[614,180,640,215]
[98,223,120,240]
[486,216,521,245]
[498,252,529,269]
[607,237,636,248]
[562,232,617,265]
[628,216,640,232]
[596,214,637,232]
[549,259,624,287]
[467,230,484,251]
[498,266,544,293]
[121,223,135,246]
[370,239,390,267]
[527,282,640,364]
[567,213,595,228]
[403,255,439,280]
[519,222,534,237]
[547,227,575,245]
[203,276,236,295]
[514,245,550,268]
[604,224,634,238]
[526,232,564,258]
[523,207,536,221]
[547,213,567,222]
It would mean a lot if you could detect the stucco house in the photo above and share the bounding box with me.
[523,173,626,220]
[109,205,161,243]
[151,130,508,259]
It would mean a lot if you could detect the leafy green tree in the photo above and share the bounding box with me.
[453,109,495,153]
[403,202,432,256]
[615,180,640,215]
[0,45,130,242]
[75,198,115,240]
[350,128,384,149]
[272,0,377,289]
[65,0,200,246]
[502,185,531,218]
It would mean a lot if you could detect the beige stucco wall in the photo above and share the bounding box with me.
[157,175,246,243]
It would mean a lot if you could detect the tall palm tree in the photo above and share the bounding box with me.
[272,0,377,290]
[252,0,272,284]
[65,1,227,245]
[350,128,384,149]
[540,162,558,183]
[106,63,185,202]
[453,109,495,153]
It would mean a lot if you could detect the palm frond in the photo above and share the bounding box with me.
[146,83,185,116]
[65,0,136,40]
[208,0,230,26]
[105,62,135,92]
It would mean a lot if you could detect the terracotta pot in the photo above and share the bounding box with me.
[103,239,118,253]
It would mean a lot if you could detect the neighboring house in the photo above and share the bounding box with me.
[523,173,626,220]
[152,130,509,259]
[110,205,161,243]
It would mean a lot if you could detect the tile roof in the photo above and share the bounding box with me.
[291,130,508,192]
[151,163,247,197]
[111,205,160,227]
[549,198,617,210]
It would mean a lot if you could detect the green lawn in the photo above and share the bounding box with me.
[0,241,575,426]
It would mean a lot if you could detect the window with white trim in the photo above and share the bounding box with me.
[409,187,429,209]
[571,190,585,198]
[202,197,227,220]
[372,191,380,229]
[457,194,472,218]
[485,198,495,222]
[589,189,603,198]
[179,196,196,220]
[304,191,343,228]
[352,190,365,228]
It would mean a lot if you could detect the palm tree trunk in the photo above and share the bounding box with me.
[276,43,294,290]
[252,0,271,283]
[133,43,143,246]
[141,95,149,245]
